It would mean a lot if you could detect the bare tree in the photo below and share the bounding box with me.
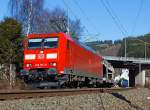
[9,0,83,40]
[9,0,44,34]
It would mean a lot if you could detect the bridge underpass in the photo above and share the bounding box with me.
[103,56,150,87]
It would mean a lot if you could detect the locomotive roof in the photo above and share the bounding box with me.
[27,32,99,56]
[65,33,98,55]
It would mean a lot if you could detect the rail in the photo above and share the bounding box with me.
[0,88,134,101]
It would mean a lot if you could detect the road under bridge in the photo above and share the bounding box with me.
[103,56,150,87]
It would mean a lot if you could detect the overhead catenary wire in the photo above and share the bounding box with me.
[98,0,128,37]
[131,0,144,35]
[62,0,90,35]
[104,0,150,54]
[129,0,149,59]
[72,0,101,41]
[98,0,129,57]
[72,0,99,34]
[129,37,150,45]
[100,0,148,44]
[101,0,149,58]
[105,0,128,36]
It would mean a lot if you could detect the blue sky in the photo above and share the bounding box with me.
[0,0,150,41]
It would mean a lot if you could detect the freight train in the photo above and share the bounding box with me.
[20,32,106,88]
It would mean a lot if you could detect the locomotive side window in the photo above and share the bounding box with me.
[44,38,58,48]
[67,40,70,49]
[28,38,42,49]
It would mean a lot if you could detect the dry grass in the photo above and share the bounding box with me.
[0,79,25,90]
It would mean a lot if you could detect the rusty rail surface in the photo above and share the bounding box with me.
[0,88,134,101]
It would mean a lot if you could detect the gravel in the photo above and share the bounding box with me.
[0,88,149,110]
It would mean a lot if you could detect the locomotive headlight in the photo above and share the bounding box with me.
[46,53,57,59]
[50,62,57,66]
[26,64,32,67]
[25,54,36,60]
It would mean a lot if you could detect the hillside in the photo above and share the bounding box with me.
[119,34,150,58]
[100,44,121,56]
[86,33,150,58]
[86,40,121,56]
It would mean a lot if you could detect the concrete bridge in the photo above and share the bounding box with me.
[103,56,150,87]
[103,56,150,64]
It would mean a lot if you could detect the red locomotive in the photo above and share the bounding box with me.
[21,32,103,88]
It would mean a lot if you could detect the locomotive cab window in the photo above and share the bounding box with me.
[28,38,42,49]
[28,37,58,49]
[44,38,58,48]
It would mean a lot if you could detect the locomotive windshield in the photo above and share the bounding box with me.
[28,37,58,49]
[28,38,42,49]
[44,38,58,48]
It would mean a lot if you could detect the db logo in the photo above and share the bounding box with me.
[38,54,44,59]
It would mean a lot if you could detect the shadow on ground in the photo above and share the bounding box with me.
[110,93,144,110]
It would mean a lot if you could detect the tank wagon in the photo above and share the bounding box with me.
[21,32,103,88]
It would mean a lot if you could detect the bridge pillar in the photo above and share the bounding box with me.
[129,69,135,87]
[129,64,145,87]
[135,70,145,87]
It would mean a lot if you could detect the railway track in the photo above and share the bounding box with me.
[0,88,134,101]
